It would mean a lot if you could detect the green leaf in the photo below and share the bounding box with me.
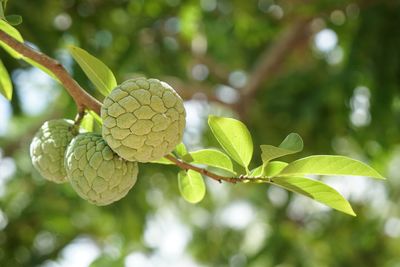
[182,148,236,175]
[250,161,288,177]
[3,0,8,9]
[151,155,175,165]
[178,170,206,204]
[0,4,4,20]
[265,161,288,177]
[279,155,384,179]
[68,45,117,97]
[0,59,12,100]
[174,142,188,157]
[5,15,22,26]
[249,165,263,177]
[272,176,356,216]
[89,110,103,126]
[0,20,60,82]
[279,133,304,151]
[81,113,94,132]
[260,133,303,164]
[208,115,253,171]
[0,18,23,58]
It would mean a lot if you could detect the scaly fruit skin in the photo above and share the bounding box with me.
[65,133,138,206]
[101,78,186,162]
[30,119,75,183]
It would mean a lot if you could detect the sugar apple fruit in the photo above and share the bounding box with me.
[65,133,139,206]
[101,78,186,162]
[30,119,75,183]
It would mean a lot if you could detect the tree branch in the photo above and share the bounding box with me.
[0,30,102,114]
[0,28,257,184]
[165,154,238,183]
[164,154,270,184]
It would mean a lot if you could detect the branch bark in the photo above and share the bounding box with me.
[0,30,102,114]
[164,154,270,184]
[0,28,258,184]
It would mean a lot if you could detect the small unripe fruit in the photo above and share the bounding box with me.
[65,133,138,206]
[101,78,186,162]
[30,119,75,183]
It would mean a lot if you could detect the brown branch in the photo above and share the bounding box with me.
[0,30,102,114]
[0,27,258,185]
[164,154,270,184]
[165,154,238,183]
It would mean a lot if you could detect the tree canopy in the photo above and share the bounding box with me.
[0,0,399,266]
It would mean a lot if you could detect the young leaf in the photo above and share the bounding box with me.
[249,165,263,176]
[261,133,303,164]
[174,142,188,158]
[250,161,288,177]
[89,110,103,126]
[272,176,356,216]
[178,170,206,204]
[68,45,117,97]
[81,113,94,132]
[280,133,304,151]
[5,15,22,26]
[0,59,12,100]
[151,156,175,165]
[157,157,174,165]
[264,161,288,177]
[279,155,384,179]
[182,149,236,175]
[208,115,253,171]
[0,21,60,81]
[0,4,4,19]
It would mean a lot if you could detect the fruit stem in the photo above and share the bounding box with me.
[71,107,85,135]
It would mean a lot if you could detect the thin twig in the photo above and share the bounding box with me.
[165,154,237,183]
[0,28,257,184]
[164,155,270,184]
[0,30,102,114]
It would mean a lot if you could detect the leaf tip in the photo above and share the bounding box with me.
[348,210,357,217]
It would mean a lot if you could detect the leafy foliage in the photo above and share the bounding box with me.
[260,133,303,164]
[0,18,23,57]
[0,59,11,99]
[208,115,253,171]
[183,149,236,175]
[271,176,356,216]
[279,155,384,179]
[68,45,117,97]
[178,170,206,203]
[0,1,397,267]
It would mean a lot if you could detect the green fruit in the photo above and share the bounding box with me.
[101,78,186,162]
[65,133,138,206]
[30,119,75,183]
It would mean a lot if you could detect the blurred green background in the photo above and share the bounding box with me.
[1,0,400,266]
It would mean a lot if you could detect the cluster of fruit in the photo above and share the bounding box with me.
[30,78,186,205]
